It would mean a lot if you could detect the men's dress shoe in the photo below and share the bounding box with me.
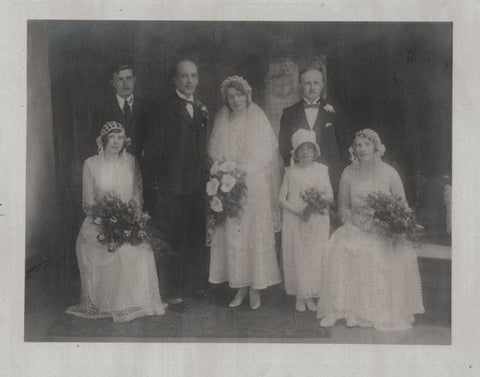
[193,288,212,298]
[167,298,187,313]
[167,301,187,313]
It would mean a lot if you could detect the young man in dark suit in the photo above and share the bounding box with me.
[91,64,153,162]
[278,67,345,196]
[143,59,209,312]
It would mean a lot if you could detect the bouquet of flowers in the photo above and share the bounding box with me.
[300,188,332,222]
[365,191,424,241]
[206,160,247,237]
[88,192,151,252]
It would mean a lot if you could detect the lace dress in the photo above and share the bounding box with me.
[317,162,424,330]
[66,153,166,323]
[279,162,333,298]
[208,103,282,289]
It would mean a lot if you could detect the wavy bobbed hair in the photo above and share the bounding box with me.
[220,75,252,109]
[348,128,386,164]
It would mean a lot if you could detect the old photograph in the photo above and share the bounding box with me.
[25,20,451,344]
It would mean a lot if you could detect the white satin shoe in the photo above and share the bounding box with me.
[229,287,248,308]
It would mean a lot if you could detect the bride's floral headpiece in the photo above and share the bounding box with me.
[349,128,386,165]
[220,75,252,104]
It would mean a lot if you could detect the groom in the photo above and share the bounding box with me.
[143,59,209,312]
[278,66,345,195]
[91,64,153,161]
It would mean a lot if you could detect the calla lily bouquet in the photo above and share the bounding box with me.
[88,192,151,252]
[206,160,247,234]
[365,191,424,242]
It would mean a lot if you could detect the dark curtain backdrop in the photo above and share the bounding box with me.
[42,21,452,272]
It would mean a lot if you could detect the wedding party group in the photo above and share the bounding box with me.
[66,58,425,331]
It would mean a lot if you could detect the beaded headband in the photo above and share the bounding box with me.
[100,121,125,138]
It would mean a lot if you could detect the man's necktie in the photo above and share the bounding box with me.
[123,100,132,124]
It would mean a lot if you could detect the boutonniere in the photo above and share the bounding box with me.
[323,104,335,113]
[195,99,209,123]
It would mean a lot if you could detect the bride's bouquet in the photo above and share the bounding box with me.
[89,192,151,252]
[206,160,247,241]
[300,188,332,222]
[365,191,424,242]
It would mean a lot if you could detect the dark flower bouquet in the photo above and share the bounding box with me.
[300,188,332,222]
[89,192,151,252]
[206,160,247,243]
[365,191,424,242]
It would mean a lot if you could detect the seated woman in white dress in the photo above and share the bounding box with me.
[66,121,166,323]
[318,129,424,331]
[208,76,282,309]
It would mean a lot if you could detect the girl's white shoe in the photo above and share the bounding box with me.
[306,298,317,311]
[296,297,306,312]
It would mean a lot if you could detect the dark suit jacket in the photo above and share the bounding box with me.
[143,93,207,196]
[278,100,345,195]
[91,95,154,160]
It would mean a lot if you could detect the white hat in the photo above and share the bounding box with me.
[291,129,320,156]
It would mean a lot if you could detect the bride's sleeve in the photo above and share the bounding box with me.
[208,107,227,162]
[82,159,95,215]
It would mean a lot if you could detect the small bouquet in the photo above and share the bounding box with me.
[206,160,247,239]
[365,191,424,242]
[300,188,332,222]
[88,192,151,252]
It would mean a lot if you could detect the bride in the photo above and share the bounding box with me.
[208,76,282,309]
[318,129,424,331]
[66,121,166,323]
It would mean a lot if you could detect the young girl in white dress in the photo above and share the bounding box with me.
[279,129,333,312]
[318,129,424,330]
[66,121,166,323]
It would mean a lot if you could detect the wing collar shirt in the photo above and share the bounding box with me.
[303,96,320,130]
[176,90,195,118]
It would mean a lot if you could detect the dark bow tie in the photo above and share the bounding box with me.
[304,102,320,109]
[182,98,195,106]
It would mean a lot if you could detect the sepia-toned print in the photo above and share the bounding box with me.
[25,20,451,344]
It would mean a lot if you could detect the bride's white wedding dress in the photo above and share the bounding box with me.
[208,103,282,289]
[66,153,166,323]
[318,162,424,330]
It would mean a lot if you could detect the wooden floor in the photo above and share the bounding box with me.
[24,254,451,345]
